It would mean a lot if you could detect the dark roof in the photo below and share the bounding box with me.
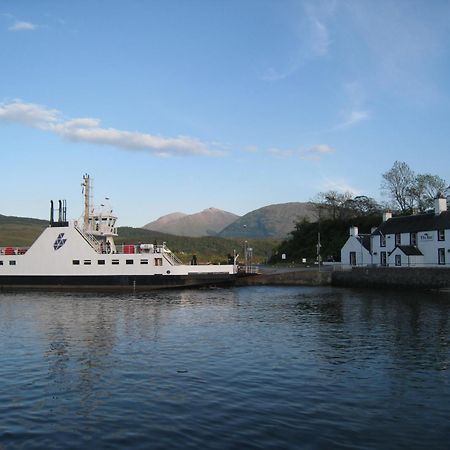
[373,211,450,235]
[357,234,371,252]
[391,245,423,256]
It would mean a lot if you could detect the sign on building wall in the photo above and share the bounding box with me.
[420,232,434,241]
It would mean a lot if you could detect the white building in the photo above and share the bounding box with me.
[341,195,450,268]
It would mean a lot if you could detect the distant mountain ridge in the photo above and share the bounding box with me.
[219,202,317,239]
[143,207,239,237]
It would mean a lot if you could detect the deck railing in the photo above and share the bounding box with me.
[74,225,101,253]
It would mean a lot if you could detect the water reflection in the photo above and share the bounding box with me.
[1,287,450,449]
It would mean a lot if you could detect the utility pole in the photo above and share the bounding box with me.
[317,231,321,272]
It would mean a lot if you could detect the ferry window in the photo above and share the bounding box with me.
[73,260,80,265]
[84,260,91,265]
[98,260,105,265]
[126,259,133,265]
[395,233,401,245]
[438,230,445,241]
[9,260,16,266]
[112,259,119,265]
[155,258,163,266]
[140,259,148,265]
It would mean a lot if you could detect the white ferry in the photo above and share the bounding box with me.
[0,175,238,291]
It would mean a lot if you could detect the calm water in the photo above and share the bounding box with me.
[1,286,450,449]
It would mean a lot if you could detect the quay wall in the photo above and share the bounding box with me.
[236,270,331,286]
[332,267,450,290]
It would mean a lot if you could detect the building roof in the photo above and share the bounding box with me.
[357,234,371,252]
[390,245,423,256]
[373,211,450,235]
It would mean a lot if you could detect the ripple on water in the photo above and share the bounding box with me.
[1,287,450,449]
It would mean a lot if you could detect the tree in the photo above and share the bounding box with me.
[381,161,447,213]
[412,174,446,212]
[313,190,354,220]
[344,195,382,216]
[381,161,416,213]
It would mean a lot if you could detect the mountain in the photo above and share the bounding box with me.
[218,202,318,239]
[143,212,187,229]
[143,207,239,237]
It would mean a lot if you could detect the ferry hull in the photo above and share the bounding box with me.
[0,273,236,292]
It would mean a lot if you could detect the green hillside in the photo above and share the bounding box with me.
[117,227,278,264]
[0,215,48,247]
[0,215,278,264]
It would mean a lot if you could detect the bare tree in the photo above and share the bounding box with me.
[313,190,354,220]
[381,161,416,212]
[412,174,446,212]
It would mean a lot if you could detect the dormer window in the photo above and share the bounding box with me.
[380,235,386,247]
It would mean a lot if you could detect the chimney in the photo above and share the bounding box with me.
[382,212,392,222]
[434,193,447,215]
[350,226,358,237]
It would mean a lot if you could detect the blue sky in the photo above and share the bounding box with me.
[1,0,450,227]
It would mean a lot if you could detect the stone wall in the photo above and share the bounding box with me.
[332,267,450,290]
[236,270,331,286]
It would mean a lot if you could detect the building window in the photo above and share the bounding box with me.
[349,252,356,266]
[410,233,417,246]
[438,230,445,241]
[73,260,80,265]
[155,258,163,266]
[395,254,401,266]
[0,261,3,266]
[112,259,119,265]
[380,251,387,266]
[438,248,446,265]
[126,259,134,265]
[380,235,386,247]
[395,233,401,245]
[98,260,105,265]
[84,260,91,265]
[140,259,149,265]
[9,260,16,266]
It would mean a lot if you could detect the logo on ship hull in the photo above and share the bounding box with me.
[53,233,67,250]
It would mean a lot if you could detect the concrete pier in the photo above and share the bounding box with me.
[236,267,332,286]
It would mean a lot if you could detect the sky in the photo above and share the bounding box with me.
[1,0,450,227]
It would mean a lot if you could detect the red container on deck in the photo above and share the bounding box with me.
[123,245,135,254]
[4,247,15,255]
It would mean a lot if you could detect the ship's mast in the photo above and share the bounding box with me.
[82,174,91,228]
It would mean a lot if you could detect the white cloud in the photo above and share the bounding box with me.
[309,18,330,56]
[9,21,37,31]
[300,144,335,160]
[0,100,223,157]
[321,177,360,195]
[335,109,370,129]
[267,147,294,158]
[267,143,335,160]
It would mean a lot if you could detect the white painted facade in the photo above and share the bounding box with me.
[341,196,450,268]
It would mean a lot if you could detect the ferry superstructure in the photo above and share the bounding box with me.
[0,175,238,290]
